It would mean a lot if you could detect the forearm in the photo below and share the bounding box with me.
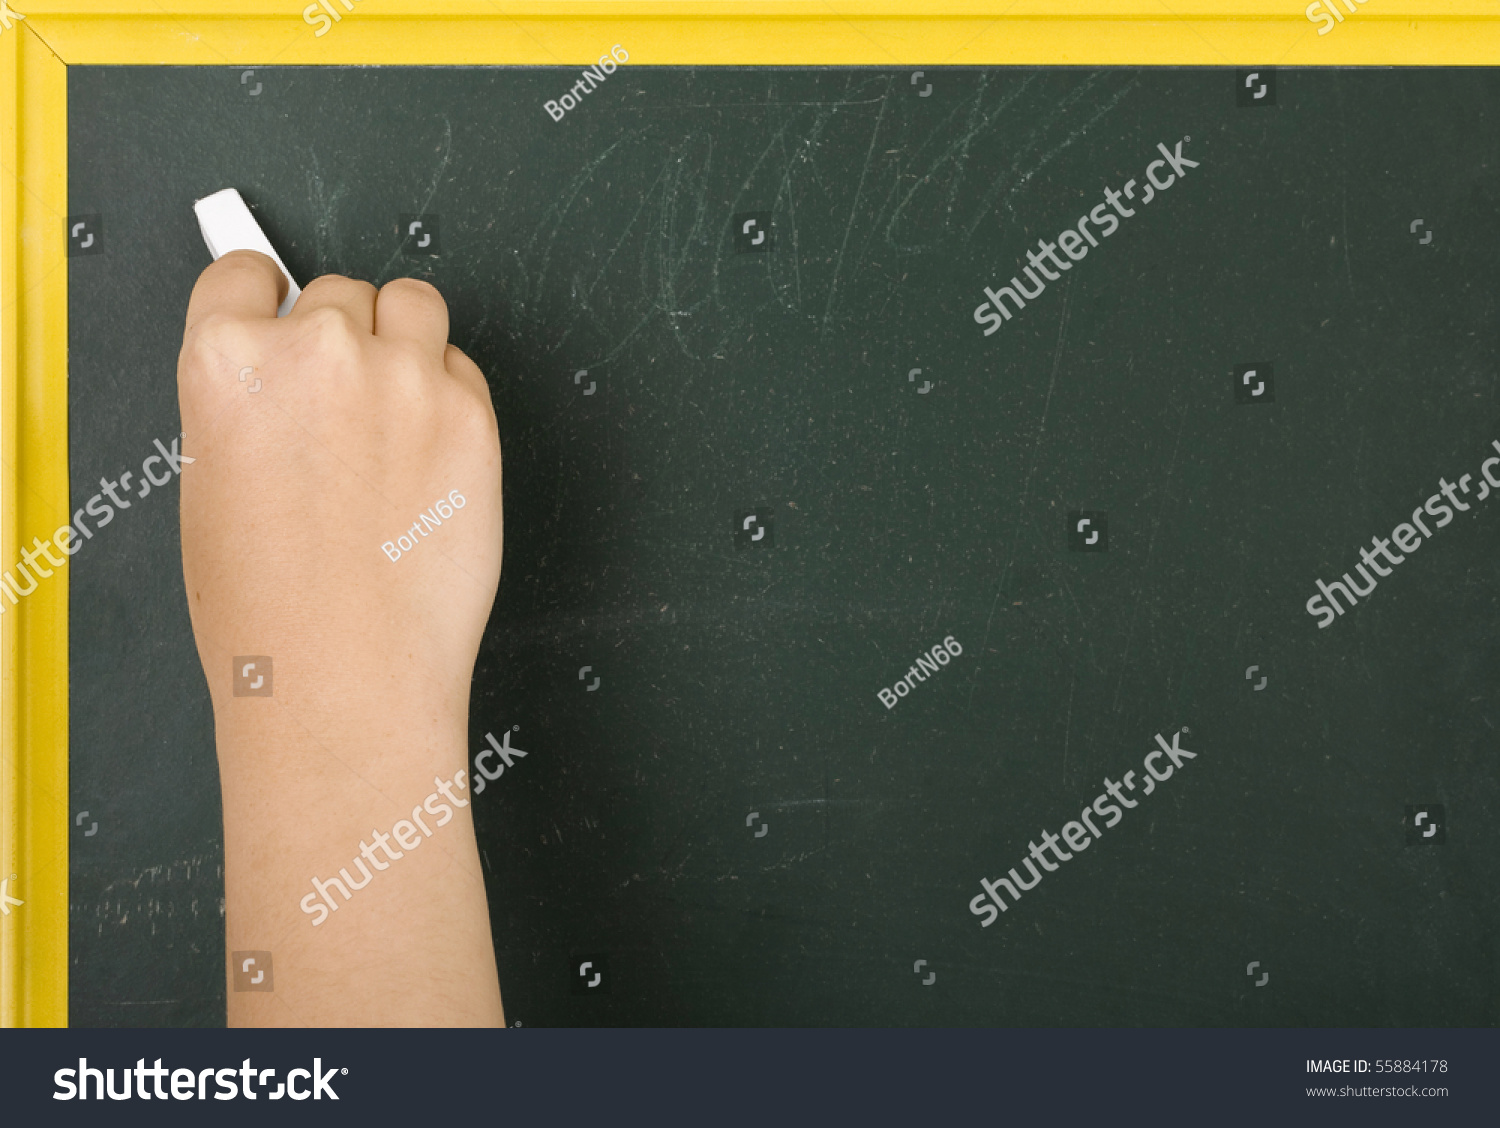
[216,679,504,1027]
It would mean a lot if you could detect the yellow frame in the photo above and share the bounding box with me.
[2,0,1497,1028]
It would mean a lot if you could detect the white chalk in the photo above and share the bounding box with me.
[192,188,301,316]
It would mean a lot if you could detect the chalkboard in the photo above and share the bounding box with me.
[68,65,1500,1027]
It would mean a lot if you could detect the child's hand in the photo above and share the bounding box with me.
[179,250,502,717]
[177,250,505,1026]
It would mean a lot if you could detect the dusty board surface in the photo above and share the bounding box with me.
[69,65,1499,1026]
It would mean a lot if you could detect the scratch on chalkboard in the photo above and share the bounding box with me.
[967,281,1073,715]
[375,116,455,282]
[526,133,634,313]
[758,846,829,872]
[578,148,658,314]
[1334,78,1356,297]
[822,76,893,341]
[701,95,822,339]
[576,72,950,367]
[650,134,715,360]
[567,129,726,366]
[962,73,1141,238]
[764,798,878,811]
[773,96,806,310]
[764,72,854,315]
[80,854,225,936]
[1062,659,1078,787]
[885,73,1027,250]
[305,150,350,276]
[1107,400,1191,721]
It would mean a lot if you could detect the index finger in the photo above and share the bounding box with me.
[185,249,288,333]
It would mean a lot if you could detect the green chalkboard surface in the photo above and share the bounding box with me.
[69,65,1499,1027]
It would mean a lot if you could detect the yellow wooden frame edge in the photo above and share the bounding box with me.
[3,1,1499,1028]
[2,9,69,1031]
[14,1,1500,67]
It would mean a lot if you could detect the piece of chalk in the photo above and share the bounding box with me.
[192,188,302,317]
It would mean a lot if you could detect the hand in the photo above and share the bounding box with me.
[177,250,505,1026]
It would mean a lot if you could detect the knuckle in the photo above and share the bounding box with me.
[300,271,354,291]
[181,312,252,373]
[288,309,366,387]
[184,310,241,349]
[306,304,362,342]
[382,276,443,303]
[456,387,500,446]
[381,277,450,322]
[387,336,436,374]
[429,371,495,442]
[444,344,489,394]
[301,274,377,307]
